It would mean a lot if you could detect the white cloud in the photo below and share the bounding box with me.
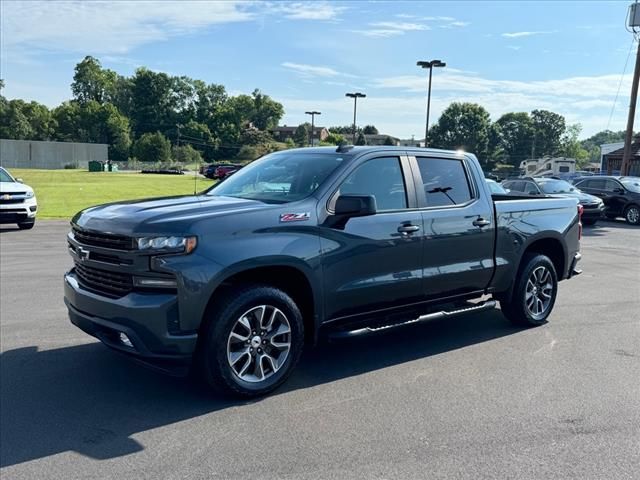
[369,21,430,31]
[501,31,554,38]
[507,46,522,51]
[281,62,357,79]
[351,29,405,38]
[2,0,254,54]
[272,1,347,20]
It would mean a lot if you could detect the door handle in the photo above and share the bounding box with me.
[397,224,420,234]
[472,218,491,227]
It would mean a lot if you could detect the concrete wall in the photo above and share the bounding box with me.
[0,139,108,169]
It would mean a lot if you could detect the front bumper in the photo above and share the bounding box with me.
[64,270,197,375]
[0,197,37,223]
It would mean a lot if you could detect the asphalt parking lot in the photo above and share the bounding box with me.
[1,220,638,479]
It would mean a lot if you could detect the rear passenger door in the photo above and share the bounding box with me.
[411,155,495,299]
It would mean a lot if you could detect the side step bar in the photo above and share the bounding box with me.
[329,300,497,339]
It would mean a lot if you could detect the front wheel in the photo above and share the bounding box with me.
[624,204,640,225]
[199,285,304,398]
[499,253,558,327]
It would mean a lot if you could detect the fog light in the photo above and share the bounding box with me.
[133,277,177,288]
[119,332,133,348]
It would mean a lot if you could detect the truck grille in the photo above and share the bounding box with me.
[72,226,135,250]
[74,261,133,298]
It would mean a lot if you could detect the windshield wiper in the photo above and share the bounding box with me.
[428,187,456,205]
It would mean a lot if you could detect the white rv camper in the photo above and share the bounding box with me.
[519,157,576,177]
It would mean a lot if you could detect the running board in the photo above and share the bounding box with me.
[328,300,497,339]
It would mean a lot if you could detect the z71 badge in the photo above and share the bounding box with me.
[280,212,310,223]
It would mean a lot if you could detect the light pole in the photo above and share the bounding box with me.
[305,111,321,146]
[417,59,446,147]
[345,92,366,144]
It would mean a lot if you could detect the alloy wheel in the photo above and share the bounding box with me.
[226,305,291,383]
[525,266,554,319]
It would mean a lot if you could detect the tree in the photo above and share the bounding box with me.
[363,125,378,135]
[325,132,346,145]
[429,102,491,163]
[0,99,56,140]
[130,68,176,138]
[383,136,395,145]
[133,132,171,163]
[71,56,118,104]
[172,144,203,164]
[293,123,309,147]
[355,131,366,145]
[531,109,566,157]
[560,124,589,167]
[494,112,534,167]
[251,89,284,130]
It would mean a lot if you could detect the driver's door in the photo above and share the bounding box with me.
[320,155,424,320]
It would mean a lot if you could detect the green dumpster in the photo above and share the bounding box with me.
[88,161,103,172]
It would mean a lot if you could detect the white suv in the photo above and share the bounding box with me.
[0,167,37,229]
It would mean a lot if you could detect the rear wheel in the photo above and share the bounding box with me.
[199,285,304,398]
[624,204,640,225]
[499,253,558,327]
[17,220,35,230]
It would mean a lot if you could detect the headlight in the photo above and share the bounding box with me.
[137,236,197,254]
[25,191,34,198]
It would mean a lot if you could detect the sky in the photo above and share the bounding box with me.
[0,0,633,140]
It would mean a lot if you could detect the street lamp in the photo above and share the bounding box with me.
[345,92,366,144]
[305,111,321,146]
[417,59,446,147]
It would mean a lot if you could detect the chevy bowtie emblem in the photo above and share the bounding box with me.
[1,194,11,200]
[78,247,90,260]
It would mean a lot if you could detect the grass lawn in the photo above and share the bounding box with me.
[8,169,216,219]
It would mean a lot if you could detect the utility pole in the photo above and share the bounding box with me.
[345,92,366,144]
[417,60,446,147]
[305,111,321,146]
[621,40,640,175]
[622,2,640,175]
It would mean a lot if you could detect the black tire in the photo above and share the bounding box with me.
[17,221,35,230]
[198,285,304,398]
[624,204,640,225]
[581,218,597,226]
[499,253,558,327]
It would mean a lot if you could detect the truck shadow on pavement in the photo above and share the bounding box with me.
[0,309,521,468]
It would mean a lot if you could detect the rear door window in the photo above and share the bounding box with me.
[416,157,473,207]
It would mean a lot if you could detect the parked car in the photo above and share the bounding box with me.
[0,167,37,229]
[502,177,604,225]
[572,176,640,225]
[214,164,241,179]
[64,146,582,397]
[486,178,510,195]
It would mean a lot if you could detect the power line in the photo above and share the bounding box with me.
[606,36,636,131]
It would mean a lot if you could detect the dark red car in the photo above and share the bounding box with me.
[214,165,241,179]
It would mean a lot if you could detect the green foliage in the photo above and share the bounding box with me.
[531,109,566,157]
[429,102,491,163]
[133,132,171,163]
[325,132,346,145]
[71,56,119,104]
[285,138,296,148]
[172,144,203,164]
[493,112,534,166]
[355,131,366,145]
[0,98,56,140]
[294,123,309,147]
[383,136,395,146]
[363,125,379,135]
[560,124,589,167]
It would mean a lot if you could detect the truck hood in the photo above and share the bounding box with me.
[0,181,34,194]
[72,194,274,234]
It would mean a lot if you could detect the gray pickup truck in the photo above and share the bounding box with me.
[64,146,582,397]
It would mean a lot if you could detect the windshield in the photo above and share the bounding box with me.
[621,177,640,193]
[486,180,508,194]
[207,151,347,203]
[0,168,15,183]
[537,179,577,194]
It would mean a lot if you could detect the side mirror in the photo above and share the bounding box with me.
[334,195,377,217]
[16,178,23,183]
